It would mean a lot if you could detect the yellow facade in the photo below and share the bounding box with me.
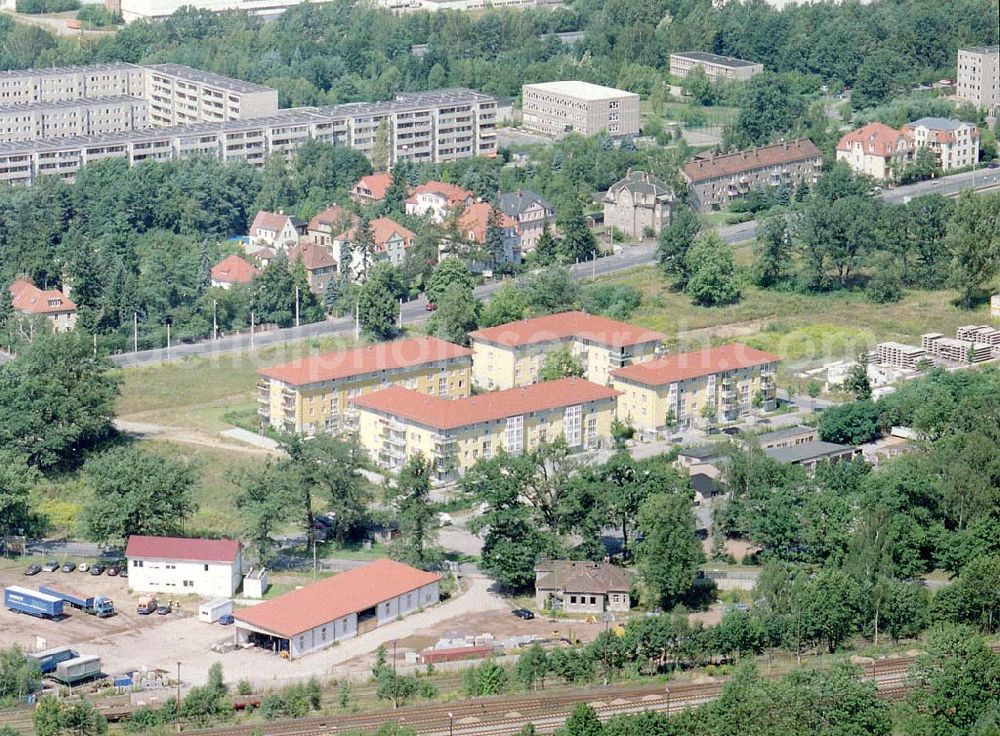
[356,396,619,480]
[259,360,472,435]
[472,337,661,390]
[614,365,776,433]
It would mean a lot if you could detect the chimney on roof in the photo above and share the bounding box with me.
[626,167,632,177]
[278,209,284,215]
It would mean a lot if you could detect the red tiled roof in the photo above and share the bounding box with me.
[308,205,357,234]
[352,172,395,201]
[234,558,441,638]
[836,123,907,158]
[611,344,779,386]
[125,535,241,564]
[468,310,666,350]
[351,378,620,430]
[250,211,294,234]
[287,243,337,271]
[257,336,472,387]
[210,255,260,285]
[455,202,517,244]
[336,217,416,252]
[683,139,821,183]
[9,279,77,315]
[406,181,474,206]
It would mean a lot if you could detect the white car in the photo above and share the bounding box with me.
[437,512,453,527]
[78,563,90,572]
[42,560,59,573]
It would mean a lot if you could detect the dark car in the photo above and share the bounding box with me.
[61,562,76,573]
[106,565,120,577]
[218,614,235,626]
[119,567,128,578]
[512,608,535,620]
[988,162,1000,169]
[24,563,42,576]
[90,565,105,576]
[156,604,172,615]
[42,560,59,573]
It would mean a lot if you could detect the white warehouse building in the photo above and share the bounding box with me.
[125,535,243,598]
[233,558,441,659]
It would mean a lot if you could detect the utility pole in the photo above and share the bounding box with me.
[92,333,97,357]
[133,312,138,353]
[176,661,181,706]
[312,538,317,578]
[398,298,403,329]
[250,311,255,351]
[213,299,218,340]
[354,301,360,340]
[295,285,300,328]
[166,322,170,358]
[392,639,398,709]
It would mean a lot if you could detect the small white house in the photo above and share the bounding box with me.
[125,536,243,598]
[243,567,269,599]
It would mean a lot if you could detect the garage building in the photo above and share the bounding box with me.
[233,559,441,659]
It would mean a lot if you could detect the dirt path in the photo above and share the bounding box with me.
[114,419,276,456]
[677,319,771,344]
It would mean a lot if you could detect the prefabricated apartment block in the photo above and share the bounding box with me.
[0,62,497,185]
[233,559,440,659]
[521,81,640,137]
[256,336,473,435]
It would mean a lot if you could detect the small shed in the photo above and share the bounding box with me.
[243,567,269,599]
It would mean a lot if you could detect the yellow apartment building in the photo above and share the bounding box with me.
[257,336,473,435]
[351,378,621,480]
[468,311,666,390]
[611,344,779,433]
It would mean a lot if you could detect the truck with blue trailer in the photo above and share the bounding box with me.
[39,586,115,617]
[3,586,63,619]
[28,646,79,674]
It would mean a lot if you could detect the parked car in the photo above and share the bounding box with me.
[42,560,59,573]
[24,563,42,576]
[78,563,90,573]
[89,565,105,576]
[106,565,120,577]
[119,567,128,579]
[425,302,437,312]
[512,608,535,620]
[218,614,235,626]
[61,562,76,573]
[156,604,172,615]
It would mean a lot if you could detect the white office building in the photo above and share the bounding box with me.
[125,535,243,598]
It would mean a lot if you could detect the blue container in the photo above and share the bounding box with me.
[3,586,64,618]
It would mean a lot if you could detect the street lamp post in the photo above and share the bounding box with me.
[176,661,181,706]
[665,685,671,714]
[449,712,454,736]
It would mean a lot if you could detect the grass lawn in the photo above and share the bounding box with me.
[664,102,738,125]
[115,334,361,427]
[596,266,993,369]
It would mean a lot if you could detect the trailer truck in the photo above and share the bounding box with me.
[28,646,79,674]
[3,586,64,619]
[39,586,116,617]
[53,655,101,685]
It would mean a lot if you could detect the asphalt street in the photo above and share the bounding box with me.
[37,167,1000,369]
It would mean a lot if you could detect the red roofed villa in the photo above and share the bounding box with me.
[468,310,666,390]
[405,181,474,223]
[249,210,307,250]
[210,255,260,288]
[351,172,401,204]
[287,242,338,294]
[333,217,417,281]
[125,535,243,598]
[835,122,911,181]
[257,336,473,435]
[611,343,780,432]
[352,377,621,478]
[9,279,77,332]
[234,558,441,659]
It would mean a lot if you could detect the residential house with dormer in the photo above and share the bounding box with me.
[498,190,556,250]
[602,170,675,239]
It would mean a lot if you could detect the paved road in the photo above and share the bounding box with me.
[40,167,1000,370]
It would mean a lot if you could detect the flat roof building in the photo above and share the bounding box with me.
[234,559,441,659]
[352,377,620,479]
[956,45,999,119]
[748,425,818,450]
[469,310,665,390]
[257,336,473,435]
[765,440,861,472]
[670,52,763,83]
[0,88,498,186]
[521,81,639,138]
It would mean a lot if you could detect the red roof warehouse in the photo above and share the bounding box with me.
[234,559,442,659]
